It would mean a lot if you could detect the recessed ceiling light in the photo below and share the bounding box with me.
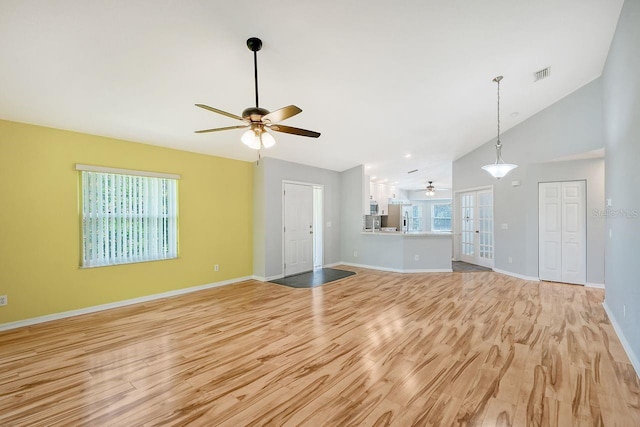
[510,112,519,118]
[382,179,388,182]
[366,165,372,169]
[404,154,412,158]
[371,176,377,180]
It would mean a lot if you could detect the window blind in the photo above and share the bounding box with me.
[80,169,178,267]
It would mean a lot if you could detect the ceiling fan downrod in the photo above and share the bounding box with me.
[247,37,262,108]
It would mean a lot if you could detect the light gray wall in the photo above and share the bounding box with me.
[453,78,605,279]
[255,157,342,278]
[601,0,640,368]
[525,159,605,283]
[340,165,366,263]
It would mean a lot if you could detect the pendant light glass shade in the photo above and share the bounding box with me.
[482,76,517,179]
[241,127,275,150]
[482,143,517,178]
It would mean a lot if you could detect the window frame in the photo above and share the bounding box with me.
[76,164,180,268]
[431,202,452,232]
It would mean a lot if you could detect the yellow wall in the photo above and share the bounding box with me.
[0,120,253,324]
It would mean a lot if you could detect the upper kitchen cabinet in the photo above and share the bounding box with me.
[370,182,399,215]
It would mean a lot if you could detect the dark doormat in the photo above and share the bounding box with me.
[270,268,356,288]
[452,261,492,272]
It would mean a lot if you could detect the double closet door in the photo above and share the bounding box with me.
[538,181,586,285]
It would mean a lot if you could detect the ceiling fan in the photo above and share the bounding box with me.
[425,181,448,196]
[195,37,320,149]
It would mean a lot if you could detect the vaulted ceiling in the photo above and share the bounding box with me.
[0,0,623,189]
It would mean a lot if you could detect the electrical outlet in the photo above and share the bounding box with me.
[508,257,513,264]
[0,295,7,306]
[414,254,419,261]
[353,250,358,258]
[214,264,219,272]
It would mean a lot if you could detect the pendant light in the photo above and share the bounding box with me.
[482,76,517,179]
[425,181,436,196]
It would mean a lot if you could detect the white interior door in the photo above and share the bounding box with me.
[459,189,494,268]
[539,181,586,285]
[284,183,314,276]
[539,183,562,282]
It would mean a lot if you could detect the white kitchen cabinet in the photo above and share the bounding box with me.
[363,175,371,214]
[369,182,402,215]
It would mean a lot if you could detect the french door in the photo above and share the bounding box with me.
[459,189,494,268]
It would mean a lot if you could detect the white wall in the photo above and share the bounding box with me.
[453,78,606,281]
[601,0,640,371]
[253,157,342,279]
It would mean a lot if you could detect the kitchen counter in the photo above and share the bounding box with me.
[361,230,452,237]
[350,230,453,272]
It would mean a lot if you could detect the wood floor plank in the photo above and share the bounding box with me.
[0,268,638,426]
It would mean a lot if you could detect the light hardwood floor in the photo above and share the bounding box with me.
[1,267,639,426]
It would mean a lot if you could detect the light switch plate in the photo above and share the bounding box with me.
[501,223,509,230]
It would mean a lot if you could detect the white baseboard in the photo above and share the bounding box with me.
[340,262,452,274]
[586,282,605,289]
[323,262,342,268]
[493,268,541,282]
[0,276,253,332]
[603,301,640,378]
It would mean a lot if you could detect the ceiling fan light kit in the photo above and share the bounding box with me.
[425,181,436,196]
[194,37,320,149]
[482,76,518,179]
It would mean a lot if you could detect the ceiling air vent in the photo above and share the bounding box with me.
[407,169,419,174]
[534,67,551,82]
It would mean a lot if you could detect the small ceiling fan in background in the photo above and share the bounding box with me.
[195,37,320,149]
[425,181,448,196]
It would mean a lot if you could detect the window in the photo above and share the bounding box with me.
[431,203,452,231]
[411,205,423,231]
[77,165,179,267]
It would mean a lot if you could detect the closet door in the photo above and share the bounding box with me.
[538,181,586,285]
[539,183,562,282]
[561,181,586,284]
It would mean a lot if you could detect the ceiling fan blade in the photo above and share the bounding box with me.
[195,104,244,121]
[195,125,248,134]
[269,124,320,138]
[261,105,302,123]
